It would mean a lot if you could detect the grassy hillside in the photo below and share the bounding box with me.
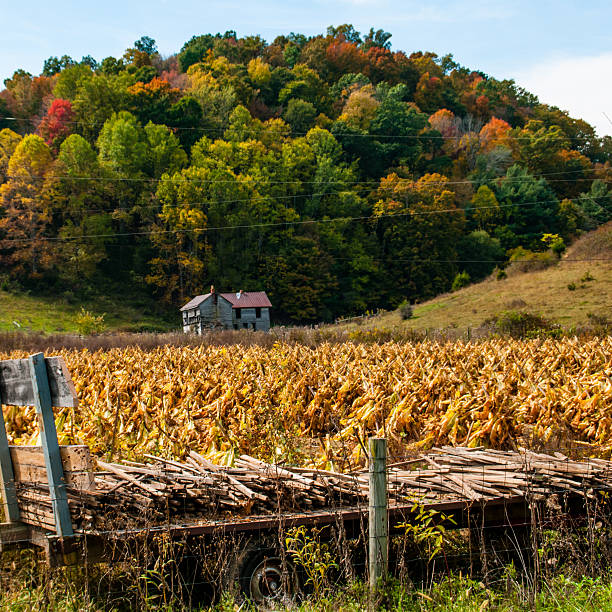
[0,290,176,333]
[346,223,612,333]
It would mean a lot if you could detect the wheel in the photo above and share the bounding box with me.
[224,543,300,606]
[240,552,299,606]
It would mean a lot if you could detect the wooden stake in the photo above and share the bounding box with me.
[368,437,388,593]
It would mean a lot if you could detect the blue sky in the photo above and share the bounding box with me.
[3,0,612,134]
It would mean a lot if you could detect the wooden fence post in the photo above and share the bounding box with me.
[369,437,388,593]
[0,408,20,522]
[28,353,73,537]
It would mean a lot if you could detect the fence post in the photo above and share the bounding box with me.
[28,353,73,538]
[369,437,388,593]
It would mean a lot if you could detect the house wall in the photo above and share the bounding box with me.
[182,308,200,333]
[232,307,270,331]
[196,295,234,329]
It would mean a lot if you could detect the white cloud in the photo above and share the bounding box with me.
[515,53,612,137]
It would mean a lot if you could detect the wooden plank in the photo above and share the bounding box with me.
[0,409,20,522]
[0,521,30,551]
[0,356,78,408]
[10,445,93,473]
[28,353,74,538]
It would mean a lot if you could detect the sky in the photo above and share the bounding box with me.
[2,0,612,135]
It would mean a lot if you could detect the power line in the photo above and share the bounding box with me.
[1,166,599,185]
[0,197,578,244]
[0,115,604,142]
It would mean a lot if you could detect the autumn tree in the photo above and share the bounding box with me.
[0,135,56,282]
[373,172,465,303]
[37,99,74,150]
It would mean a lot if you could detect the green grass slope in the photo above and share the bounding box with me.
[0,290,176,333]
[349,223,612,333]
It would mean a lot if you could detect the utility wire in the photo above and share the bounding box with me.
[0,115,605,142]
[1,166,599,185]
[0,197,589,243]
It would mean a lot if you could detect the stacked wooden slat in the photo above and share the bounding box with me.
[20,451,367,531]
[383,446,612,503]
[14,447,612,533]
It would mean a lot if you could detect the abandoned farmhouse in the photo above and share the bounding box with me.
[180,287,272,333]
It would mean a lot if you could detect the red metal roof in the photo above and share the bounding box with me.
[220,291,272,309]
[180,291,272,311]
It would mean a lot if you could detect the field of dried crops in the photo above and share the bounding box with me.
[2,337,611,468]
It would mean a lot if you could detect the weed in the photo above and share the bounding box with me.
[285,526,338,598]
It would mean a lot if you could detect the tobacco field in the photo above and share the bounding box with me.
[2,337,611,467]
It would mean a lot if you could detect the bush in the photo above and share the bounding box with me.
[398,300,413,320]
[451,271,470,291]
[506,246,558,275]
[74,307,106,335]
[485,310,560,339]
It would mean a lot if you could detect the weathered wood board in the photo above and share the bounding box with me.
[10,445,95,491]
[0,357,78,408]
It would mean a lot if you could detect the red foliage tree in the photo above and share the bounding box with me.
[325,41,366,81]
[37,99,74,150]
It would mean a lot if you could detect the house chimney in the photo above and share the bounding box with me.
[210,284,215,294]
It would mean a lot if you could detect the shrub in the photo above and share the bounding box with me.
[74,307,106,335]
[541,233,566,256]
[451,271,470,291]
[495,267,507,280]
[485,310,560,339]
[567,282,577,291]
[506,246,558,275]
[398,300,413,320]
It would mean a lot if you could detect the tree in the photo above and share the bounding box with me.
[97,111,148,176]
[577,180,612,229]
[494,164,559,249]
[127,77,182,125]
[373,173,465,304]
[0,128,22,183]
[168,96,204,149]
[37,99,74,150]
[134,36,158,56]
[479,117,512,152]
[283,98,317,135]
[456,230,504,281]
[53,63,93,100]
[42,55,75,76]
[338,85,379,130]
[362,28,392,51]
[470,185,501,231]
[178,34,218,72]
[54,134,112,287]
[144,122,187,178]
[0,135,55,281]
[365,98,428,175]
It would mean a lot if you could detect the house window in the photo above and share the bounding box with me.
[235,309,241,319]
[233,324,238,330]
[243,322,248,329]
[255,307,261,318]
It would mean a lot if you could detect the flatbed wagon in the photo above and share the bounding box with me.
[1,354,608,603]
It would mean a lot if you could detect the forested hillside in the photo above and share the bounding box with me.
[1,26,611,323]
